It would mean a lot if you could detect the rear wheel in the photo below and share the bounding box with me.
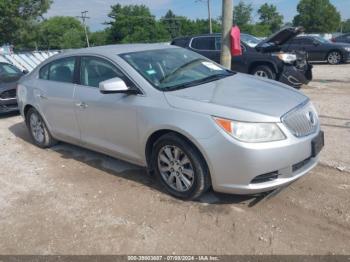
[327,51,342,65]
[151,133,210,200]
[26,108,57,148]
[252,65,276,80]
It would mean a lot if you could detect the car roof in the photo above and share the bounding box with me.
[58,43,178,57]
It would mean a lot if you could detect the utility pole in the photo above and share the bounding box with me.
[220,0,233,68]
[208,0,212,34]
[196,0,213,34]
[77,11,90,48]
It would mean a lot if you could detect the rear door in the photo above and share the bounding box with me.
[36,57,80,141]
[189,36,220,63]
[73,56,141,162]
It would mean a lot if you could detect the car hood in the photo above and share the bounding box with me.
[164,73,308,122]
[256,27,304,52]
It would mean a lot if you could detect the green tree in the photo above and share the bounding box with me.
[341,19,350,33]
[233,0,253,31]
[293,0,341,33]
[107,4,169,43]
[161,10,182,39]
[257,3,283,33]
[0,0,52,46]
[90,29,111,47]
[37,16,86,49]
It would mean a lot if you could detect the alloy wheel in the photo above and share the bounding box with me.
[30,112,45,144]
[328,52,341,64]
[254,70,269,78]
[157,145,194,192]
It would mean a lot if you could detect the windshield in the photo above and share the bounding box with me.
[313,36,330,44]
[241,34,262,47]
[0,63,21,77]
[120,48,234,91]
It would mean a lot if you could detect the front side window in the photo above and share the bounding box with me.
[120,48,234,91]
[80,57,125,88]
[191,37,216,50]
[49,57,76,83]
[311,36,329,44]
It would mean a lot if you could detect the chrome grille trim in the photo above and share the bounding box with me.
[282,101,319,137]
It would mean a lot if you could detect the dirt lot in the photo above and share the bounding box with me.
[0,64,349,255]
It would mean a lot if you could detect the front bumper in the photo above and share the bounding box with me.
[0,98,18,113]
[198,124,322,195]
[0,88,18,113]
[278,64,313,88]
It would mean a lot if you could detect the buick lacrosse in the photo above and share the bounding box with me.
[17,44,324,199]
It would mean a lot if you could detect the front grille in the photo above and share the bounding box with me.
[0,89,16,99]
[282,102,318,137]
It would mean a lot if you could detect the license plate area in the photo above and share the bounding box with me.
[311,131,324,157]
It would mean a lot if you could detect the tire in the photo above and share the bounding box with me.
[26,108,57,148]
[151,133,211,200]
[251,65,276,80]
[327,51,342,65]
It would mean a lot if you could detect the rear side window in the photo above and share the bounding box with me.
[49,57,76,83]
[39,64,49,80]
[191,37,216,50]
[215,37,221,50]
[40,57,76,83]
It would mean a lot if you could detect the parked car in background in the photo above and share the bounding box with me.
[17,44,324,200]
[332,33,350,44]
[283,35,350,64]
[171,27,313,89]
[0,62,25,113]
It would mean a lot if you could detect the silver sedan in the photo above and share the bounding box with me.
[17,44,324,200]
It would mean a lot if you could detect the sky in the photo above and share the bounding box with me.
[45,0,350,31]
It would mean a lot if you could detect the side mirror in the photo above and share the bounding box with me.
[313,41,319,46]
[22,69,29,74]
[99,77,137,94]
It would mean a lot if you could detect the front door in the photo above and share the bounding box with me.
[73,56,141,162]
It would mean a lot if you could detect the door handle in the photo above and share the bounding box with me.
[38,94,48,100]
[76,102,88,109]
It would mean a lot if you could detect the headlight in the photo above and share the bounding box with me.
[344,47,350,52]
[214,117,286,143]
[276,53,297,64]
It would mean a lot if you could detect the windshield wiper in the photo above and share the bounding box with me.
[164,72,234,91]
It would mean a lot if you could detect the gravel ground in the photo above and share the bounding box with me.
[0,64,349,255]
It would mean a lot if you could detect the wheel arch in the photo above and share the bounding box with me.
[144,129,212,179]
[248,61,278,75]
[24,104,36,123]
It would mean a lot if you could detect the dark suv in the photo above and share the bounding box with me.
[171,27,312,89]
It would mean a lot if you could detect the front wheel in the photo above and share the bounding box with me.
[251,65,276,80]
[327,51,342,65]
[26,108,57,148]
[151,133,211,200]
